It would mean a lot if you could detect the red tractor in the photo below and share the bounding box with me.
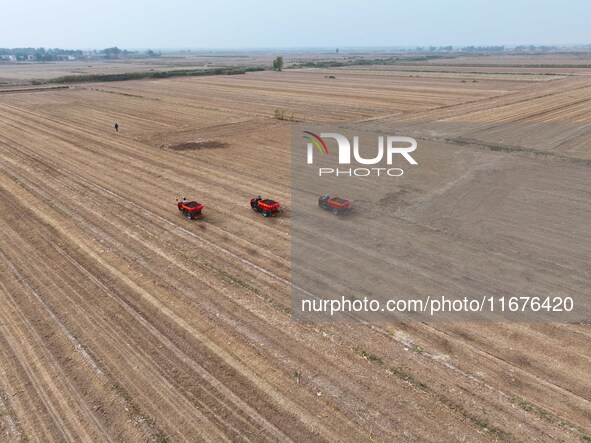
[318,194,351,215]
[250,196,281,217]
[177,198,204,220]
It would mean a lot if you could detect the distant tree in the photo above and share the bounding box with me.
[272,56,284,71]
[102,47,122,58]
[146,49,155,56]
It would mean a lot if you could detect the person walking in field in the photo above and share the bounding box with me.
[114,122,119,132]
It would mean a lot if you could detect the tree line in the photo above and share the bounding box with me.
[0,47,153,61]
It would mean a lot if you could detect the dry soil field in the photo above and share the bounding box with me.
[0,56,590,442]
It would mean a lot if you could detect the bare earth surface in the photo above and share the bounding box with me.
[0,57,590,442]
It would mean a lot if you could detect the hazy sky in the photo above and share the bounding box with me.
[1,0,589,49]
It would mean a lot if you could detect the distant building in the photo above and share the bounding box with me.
[27,55,35,61]
[67,55,77,61]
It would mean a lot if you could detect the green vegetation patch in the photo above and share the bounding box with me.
[46,66,265,84]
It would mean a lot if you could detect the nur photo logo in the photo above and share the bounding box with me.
[303,130,418,177]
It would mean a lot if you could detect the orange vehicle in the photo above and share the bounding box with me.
[318,194,351,215]
[250,196,281,217]
[177,198,204,220]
